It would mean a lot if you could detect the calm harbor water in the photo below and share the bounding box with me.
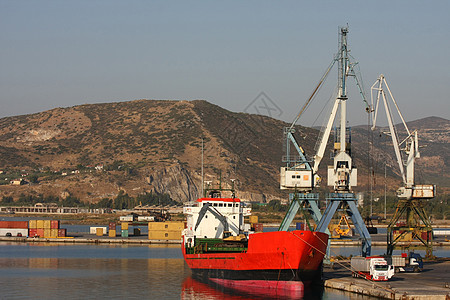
[1,218,448,299]
[0,242,389,300]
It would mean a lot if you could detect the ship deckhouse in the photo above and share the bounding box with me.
[183,197,251,241]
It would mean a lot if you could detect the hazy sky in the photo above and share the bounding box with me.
[1,1,449,126]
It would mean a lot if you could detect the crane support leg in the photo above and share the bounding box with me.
[316,193,371,257]
[279,193,333,263]
[279,193,324,231]
[316,201,340,233]
[347,200,372,257]
[387,199,433,258]
[279,196,303,231]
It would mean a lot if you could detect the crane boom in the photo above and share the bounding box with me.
[279,26,372,257]
[371,74,436,258]
[370,74,427,195]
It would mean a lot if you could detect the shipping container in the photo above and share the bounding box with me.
[37,220,44,229]
[43,220,51,229]
[296,222,305,230]
[50,229,58,238]
[121,222,129,230]
[58,228,67,237]
[37,229,44,237]
[89,227,107,234]
[29,220,37,229]
[249,215,259,224]
[96,228,104,236]
[0,221,28,229]
[133,228,141,236]
[253,223,264,232]
[50,220,60,229]
[29,228,38,237]
[121,229,129,238]
[109,222,116,230]
[148,230,182,240]
[350,256,371,272]
[148,221,185,231]
[44,229,51,238]
[385,255,406,267]
[421,231,432,241]
[109,229,116,237]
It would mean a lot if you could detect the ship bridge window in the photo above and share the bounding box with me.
[228,204,232,207]
[213,203,218,207]
[297,175,301,179]
[219,203,223,207]
[292,175,296,179]
[234,204,238,207]
[337,161,349,168]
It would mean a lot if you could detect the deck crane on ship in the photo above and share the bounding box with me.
[279,26,373,257]
[370,74,436,257]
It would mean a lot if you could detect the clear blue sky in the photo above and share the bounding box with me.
[1,1,449,126]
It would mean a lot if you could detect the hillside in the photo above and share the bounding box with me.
[0,100,447,204]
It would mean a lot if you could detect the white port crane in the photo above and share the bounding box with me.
[370,74,435,257]
[279,27,372,257]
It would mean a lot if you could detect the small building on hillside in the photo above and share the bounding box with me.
[10,179,25,185]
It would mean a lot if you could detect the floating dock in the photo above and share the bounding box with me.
[324,259,450,299]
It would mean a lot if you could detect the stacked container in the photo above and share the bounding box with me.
[89,227,107,235]
[253,223,264,232]
[29,220,65,238]
[121,222,129,237]
[109,222,116,237]
[148,222,185,240]
[0,221,28,237]
[96,228,104,236]
[58,228,67,237]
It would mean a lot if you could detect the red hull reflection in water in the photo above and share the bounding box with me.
[210,278,303,299]
[181,276,304,300]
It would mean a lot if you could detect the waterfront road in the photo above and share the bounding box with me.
[324,259,450,299]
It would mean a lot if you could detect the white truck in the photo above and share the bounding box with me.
[351,256,395,281]
[385,253,423,273]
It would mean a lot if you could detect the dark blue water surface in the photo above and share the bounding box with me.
[0,242,383,300]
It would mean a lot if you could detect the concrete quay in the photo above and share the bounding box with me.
[324,259,450,299]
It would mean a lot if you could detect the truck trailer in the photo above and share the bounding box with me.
[351,256,395,281]
[385,253,423,273]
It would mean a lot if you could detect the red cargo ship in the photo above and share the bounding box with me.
[182,187,328,295]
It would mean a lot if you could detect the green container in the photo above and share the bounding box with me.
[121,229,129,238]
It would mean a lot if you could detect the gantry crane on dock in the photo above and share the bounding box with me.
[279,26,372,257]
[370,75,436,257]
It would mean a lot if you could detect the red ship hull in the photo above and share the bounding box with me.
[183,230,328,283]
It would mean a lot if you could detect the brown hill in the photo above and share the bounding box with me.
[0,100,447,204]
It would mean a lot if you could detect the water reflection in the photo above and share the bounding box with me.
[0,256,190,299]
[181,276,329,300]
